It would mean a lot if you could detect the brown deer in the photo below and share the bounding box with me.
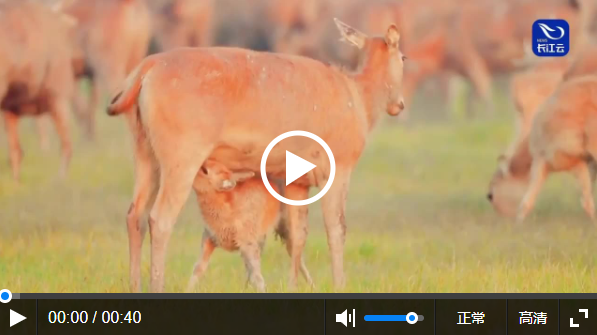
[487,69,567,218]
[107,18,405,292]
[517,75,597,222]
[0,0,77,181]
[488,50,597,221]
[487,0,597,219]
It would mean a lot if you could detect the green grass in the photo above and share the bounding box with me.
[1,87,597,293]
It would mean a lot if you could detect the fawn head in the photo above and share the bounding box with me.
[198,161,255,192]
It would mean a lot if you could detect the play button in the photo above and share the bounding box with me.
[261,130,336,206]
[286,151,316,186]
[10,309,26,327]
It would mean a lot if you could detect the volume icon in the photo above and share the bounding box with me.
[336,309,356,327]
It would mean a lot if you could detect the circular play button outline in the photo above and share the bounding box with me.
[260,130,336,206]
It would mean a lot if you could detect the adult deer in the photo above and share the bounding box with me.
[0,0,77,181]
[107,18,405,292]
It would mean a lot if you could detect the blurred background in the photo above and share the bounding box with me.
[2,0,597,292]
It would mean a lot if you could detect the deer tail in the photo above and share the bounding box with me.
[106,58,156,116]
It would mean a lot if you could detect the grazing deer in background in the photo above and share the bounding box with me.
[488,43,597,221]
[503,43,573,159]
[487,0,597,219]
[516,75,597,222]
[487,68,567,218]
[151,0,214,51]
[186,160,314,292]
[266,0,326,51]
[400,0,582,118]
[61,0,151,140]
[0,0,77,182]
[107,18,405,293]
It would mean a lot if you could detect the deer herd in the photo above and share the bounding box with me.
[2,0,597,292]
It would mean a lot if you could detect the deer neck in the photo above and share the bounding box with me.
[352,50,391,131]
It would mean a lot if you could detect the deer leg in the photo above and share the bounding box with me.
[461,49,493,118]
[186,230,217,292]
[240,241,265,292]
[589,160,597,184]
[147,131,211,293]
[84,79,102,141]
[48,97,72,179]
[2,111,22,182]
[582,127,597,222]
[35,115,50,153]
[321,168,351,289]
[298,254,314,288]
[517,158,548,223]
[572,161,595,221]
[72,80,90,128]
[284,184,310,289]
[148,162,202,293]
[126,142,158,292]
[275,215,314,288]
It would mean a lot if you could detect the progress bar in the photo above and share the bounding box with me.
[364,312,424,324]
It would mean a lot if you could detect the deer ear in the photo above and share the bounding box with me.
[231,171,255,183]
[385,24,400,48]
[334,18,367,49]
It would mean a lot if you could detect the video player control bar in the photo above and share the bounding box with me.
[1,293,597,334]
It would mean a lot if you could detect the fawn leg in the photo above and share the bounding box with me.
[240,241,265,292]
[186,230,216,292]
[275,215,314,287]
[460,45,493,118]
[298,255,314,288]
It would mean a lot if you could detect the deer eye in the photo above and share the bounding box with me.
[200,166,208,175]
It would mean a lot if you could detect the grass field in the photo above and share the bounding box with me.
[2,86,597,293]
